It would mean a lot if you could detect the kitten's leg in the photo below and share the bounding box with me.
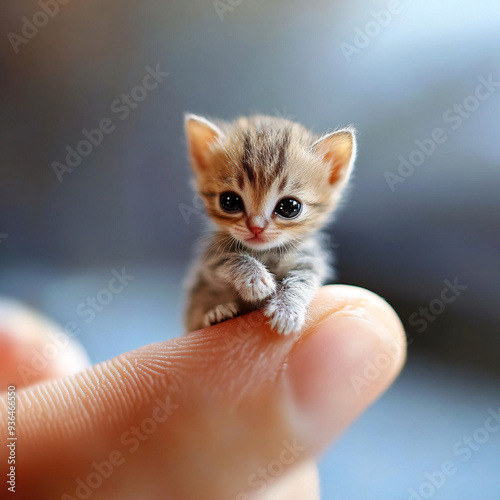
[184,267,240,332]
[264,274,317,335]
[189,253,274,330]
[265,254,328,335]
[203,302,239,327]
[215,254,276,303]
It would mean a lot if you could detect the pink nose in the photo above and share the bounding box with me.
[248,225,265,235]
[247,218,268,235]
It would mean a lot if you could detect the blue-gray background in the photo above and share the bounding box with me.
[1,0,499,498]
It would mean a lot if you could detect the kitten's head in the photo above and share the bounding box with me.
[185,114,356,251]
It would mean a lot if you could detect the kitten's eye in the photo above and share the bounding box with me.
[275,198,302,219]
[220,192,244,213]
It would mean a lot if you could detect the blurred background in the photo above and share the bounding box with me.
[1,0,499,498]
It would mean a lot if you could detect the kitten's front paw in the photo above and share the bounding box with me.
[203,302,239,328]
[264,298,306,335]
[239,269,276,303]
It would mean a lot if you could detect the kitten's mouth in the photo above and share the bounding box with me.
[232,231,276,248]
[245,235,266,243]
[242,234,277,248]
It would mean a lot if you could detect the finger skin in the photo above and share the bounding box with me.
[0,285,405,500]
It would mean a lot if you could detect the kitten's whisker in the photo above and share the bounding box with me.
[212,235,232,259]
[205,233,228,255]
[214,234,236,260]
[219,236,233,259]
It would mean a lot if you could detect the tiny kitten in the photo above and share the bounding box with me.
[183,114,356,335]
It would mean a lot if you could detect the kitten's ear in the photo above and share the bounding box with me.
[310,127,356,185]
[184,114,223,173]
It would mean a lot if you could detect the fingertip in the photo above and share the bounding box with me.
[286,285,406,450]
[307,285,407,372]
[0,300,91,388]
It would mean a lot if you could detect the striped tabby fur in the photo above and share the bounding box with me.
[184,114,356,335]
